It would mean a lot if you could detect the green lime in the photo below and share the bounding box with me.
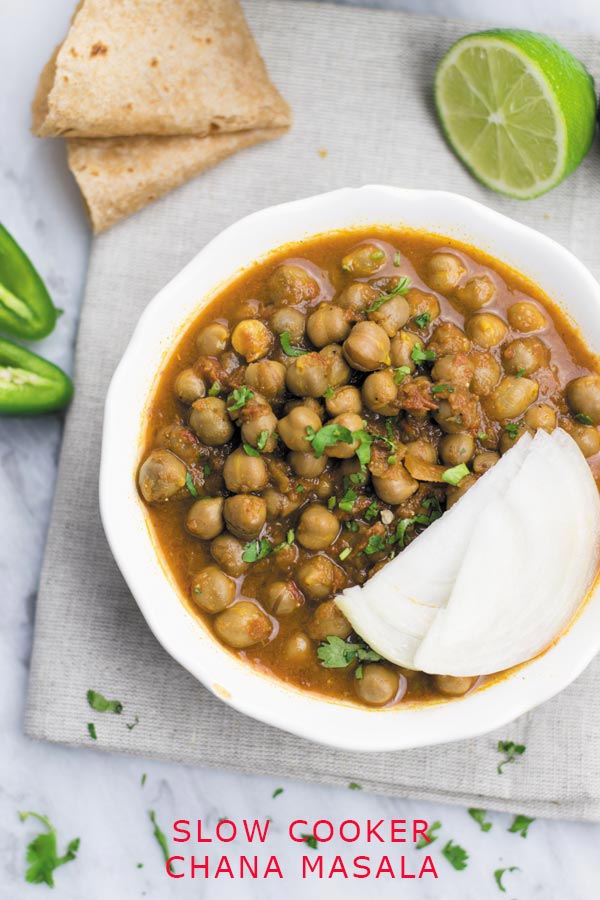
[435,30,597,199]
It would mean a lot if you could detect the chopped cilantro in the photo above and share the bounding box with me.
[411,343,436,363]
[87,722,97,740]
[414,312,431,329]
[432,383,455,394]
[302,834,319,850]
[468,808,492,832]
[393,252,401,266]
[442,463,470,486]
[494,866,519,893]
[350,471,367,485]
[228,385,254,411]
[575,413,594,425]
[394,514,429,548]
[394,365,411,384]
[141,774,147,787]
[317,635,381,670]
[504,422,520,440]
[208,381,221,396]
[323,386,334,399]
[296,484,304,492]
[416,820,442,849]
[243,443,261,457]
[349,782,362,790]
[339,547,352,561]
[280,331,308,357]
[370,250,385,261]
[256,429,270,452]
[363,533,388,555]
[477,432,488,441]
[242,538,272,563]
[185,471,198,497]
[508,814,534,838]
[18,812,80,888]
[345,520,359,532]
[364,500,379,521]
[272,788,284,799]
[87,690,123,714]
[203,463,212,476]
[305,423,354,458]
[149,810,173,874]
[497,740,526,774]
[441,840,469,871]
[366,276,411,313]
[353,429,374,468]
[339,487,357,513]
[515,368,526,378]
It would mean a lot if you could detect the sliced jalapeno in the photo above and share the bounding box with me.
[0,338,73,415]
[0,224,59,340]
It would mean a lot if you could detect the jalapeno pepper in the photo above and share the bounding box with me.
[0,224,59,340]
[0,338,73,415]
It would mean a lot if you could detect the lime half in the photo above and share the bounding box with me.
[435,30,597,199]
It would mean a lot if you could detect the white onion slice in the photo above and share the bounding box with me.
[415,429,600,675]
[335,433,533,667]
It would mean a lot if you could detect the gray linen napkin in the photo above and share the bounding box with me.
[25,0,600,820]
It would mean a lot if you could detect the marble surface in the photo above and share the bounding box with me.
[1,0,600,896]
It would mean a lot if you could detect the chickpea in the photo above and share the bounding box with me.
[453,274,496,312]
[566,375,600,425]
[297,504,340,550]
[269,306,306,341]
[362,369,398,415]
[268,264,319,305]
[428,322,471,357]
[283,631,313,665]
[507,301,547,333]
[223,494,267,541]
[240,408,278,453]
[405,440,438,464]
[210,533,249,577]
[469,351,501,397]
[231,299,261,325]
[326,385,362,417]
[288,451,327,478]
[501,337,549,376]
[431,353,474,387]
[341,242,386,276]
[440,433,475,466]
[371,462,418,504]
[336,282,380,316]
[307,304,351,347]
[222,447,269,493]
[354,664,399,706]
[231,319,273,363]
[265,580,304,617]
[286,352,330,397]
[308,599,352,641]
[284,397,324,419]
[278,405,321,451]
[390,329,420,371]
[174,368,206,404]
[315,472,337,500]
[325,412,363,459]
[156,423,201,464]
[465,313,507,348]
[368,294,410,337]
[425,252,466,293]
[244,360,286,400]
[446,473,478,509]
[472,450,500,474]
[433,400,468,435]
[564,421,600,457]
[297,556,340,601]
[263,487,302,519]
[186,496,224,540]
[190,397,234,446]
[138,449,187,503]
[407,288,440,322]
[196,322,229,356]
[343,321,391,371]
[320,342,351,388]
[524,403,557,433]
[485,376,539,421]
[191,566,235,614]
[339,456,371,484]
[214,601,272,649]
[499,423,533,454]
[433,674,475,696]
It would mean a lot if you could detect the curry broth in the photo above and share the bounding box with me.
[141,227,600,707]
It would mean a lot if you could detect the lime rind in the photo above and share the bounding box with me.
[435,30,597,199]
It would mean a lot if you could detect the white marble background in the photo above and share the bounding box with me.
[1,0,600,897]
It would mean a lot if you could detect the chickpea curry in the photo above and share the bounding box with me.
[139,228,600,709]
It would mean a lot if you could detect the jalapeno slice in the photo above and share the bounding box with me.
[0,338,73,415]
[0,224,59,340]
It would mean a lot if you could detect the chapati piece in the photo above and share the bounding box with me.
[32,0,291,138]
[67,128,286,232]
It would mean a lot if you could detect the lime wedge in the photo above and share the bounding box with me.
[435,30,597,198]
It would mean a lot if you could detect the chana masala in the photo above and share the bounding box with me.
[138,229,600,709]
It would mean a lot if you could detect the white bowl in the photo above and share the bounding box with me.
[100,185,600,752]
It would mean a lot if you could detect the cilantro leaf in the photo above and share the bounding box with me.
[243,443,261,457]
[504,422,520,440]
[242,538,272,563]
[494,865,519,893]
[339,486,357,513]
[323,386,334,399]
[87,690,123,714]
[363,533,388,555]
[185,471,198,497]
[317,636,381,671]
[227,385,254,411]
[393,252,401,266]
[497,740,526,774]
[411,342,436,363]
[272,788,284,799]
[508,814,535,838]
[301,833,318,849]
[19,812,80,887]
[208,381,221,396]
[349,782,362,790]
[280,331,308,357]
[441,839,469,871]
[339,546,352,561]
[366,277,411,313]
[305,423,354,458]
[575,413,594,425]
[442,463,470,486]
[468,808,492,832]
[394,365,411,384]
[149,810,173,874]
[370,250,385,261]
[432,383,455,394]
[353,429,374,469]
[257,430,270,452]
[416,820,442,849]
[364,500,379,521]
[87,722,97,740]
[414,312,431,329]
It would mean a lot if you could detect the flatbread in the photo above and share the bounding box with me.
[33,0,291,138]
[67,128,286,232]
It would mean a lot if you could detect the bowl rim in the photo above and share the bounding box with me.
[100,184,600,752]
